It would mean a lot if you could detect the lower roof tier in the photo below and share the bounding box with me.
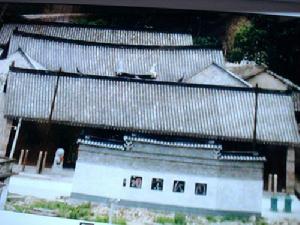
[4,67,300,146]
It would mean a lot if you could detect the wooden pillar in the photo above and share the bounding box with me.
[36,151,43,174]
[268,174,273,192]
[286,146,295,194]
[22,150,29,172]
[41,151,48,173]
[9,118,22,159]
[18,149,24,165]
[274,174,278,194]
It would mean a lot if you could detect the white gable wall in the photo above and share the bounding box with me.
[247,72,288,91]
[186,64,250,87]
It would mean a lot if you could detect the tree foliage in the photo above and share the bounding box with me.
[193,36,221,49]
[227,23,268,64]
[227,16,300,83]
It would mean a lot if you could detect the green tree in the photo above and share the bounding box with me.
[227,23,268,64]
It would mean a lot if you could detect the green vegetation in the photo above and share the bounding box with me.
[9,199,126,225]
[227,16,300,83]
[94,215,109,223]
[205,215,218,223]
[155,216,175,224]
[113,217,127,225]
[227,23,268,64]
[255,218,268,225]
[193,36,221,49]
[205,214,256,224]
[174,213,186,225]
[155,213,186,225]
[220,214,250,223]
[75,17,108,26]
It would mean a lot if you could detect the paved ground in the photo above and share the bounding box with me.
[0,210,107,225]
[262,193,300,222]
[8,166,73,199]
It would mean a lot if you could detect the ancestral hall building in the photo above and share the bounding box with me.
[0,22,299,215]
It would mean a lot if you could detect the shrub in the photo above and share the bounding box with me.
[205,215,218,223]
[174,213,186,225]
[94,215,109,223]
[193,36,221,49]
[256,218,268,225]
[155,216,175,224]
[220,215,249,223]
[113,217,127,225]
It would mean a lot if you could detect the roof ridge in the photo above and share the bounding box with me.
[12,30,221,51]
[9,66,293,96]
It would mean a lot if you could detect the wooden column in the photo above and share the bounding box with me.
[36,151,43,174]
[41,151,48,173]
[22,150,29,172]
[18,150,25,165]
[286,147,295,194]
[9,118,22,159]
[268,174,273,192]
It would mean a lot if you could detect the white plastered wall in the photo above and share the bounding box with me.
[72,162,263,213]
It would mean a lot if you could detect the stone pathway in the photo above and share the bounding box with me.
[0,210,107,225]
[261,193,300,222]
[8,166,73,200]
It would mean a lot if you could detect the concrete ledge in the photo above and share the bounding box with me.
[71,192,261,217]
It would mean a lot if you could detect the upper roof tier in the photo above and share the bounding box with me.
[7,31,224,82]
[0,22,193,47]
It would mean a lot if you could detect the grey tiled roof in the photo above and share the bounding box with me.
[124,135,222,149]
[5,71,57,120]
[8,31,224,82]
[215,150,266,162]
[218,154,266,162]
[5,68,300,145]
[227,62,300,112]
[0,23,193,46]
[78,134,221,151]
[77,138,125,151]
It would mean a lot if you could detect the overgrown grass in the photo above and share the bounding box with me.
[204,215,269,225]
[220,215,250,223]
[256,218,268,225]
[174,213,186,225]
[113,217,127,225]
[10,200,126,225]
[155,213,186,225]
[155,216,175,224]
[206,215,218,223]
[94,215,109,223]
